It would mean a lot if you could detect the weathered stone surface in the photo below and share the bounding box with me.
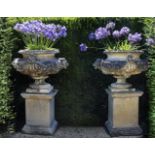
[105,121,142,137]
[93,51,147,78]
[93,51,147,92]
[105,88,143,136]
[12,49,69,94]
[1,127,143,138]
[12,49,69,134]
[26,83,54,93]
[21,90,58,135]
[22,120,58,135]
[93,51,147,137]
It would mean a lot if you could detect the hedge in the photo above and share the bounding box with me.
[0,18,15,133]
[0,17,148,131]
[143,18,155,137]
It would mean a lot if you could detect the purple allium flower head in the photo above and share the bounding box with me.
[14,23,21,31]
[106,22,115,30]
[59,26,67,37]
[41,23,67,41]
[88,32,96,40]
[80,43,88,52]
[128,32,142,44]
[120,26,130,36]
[14,20,67,42]
[146,38,155,46]
[95,27,110,40]
[14,23,29,33]
[14,20,46,36]
[112,30,121,38]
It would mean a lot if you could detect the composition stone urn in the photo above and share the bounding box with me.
[12,49,69,135]
[93,50,147,137]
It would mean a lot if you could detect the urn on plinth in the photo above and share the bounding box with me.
[93,50,147,137]
[12,49,69,135]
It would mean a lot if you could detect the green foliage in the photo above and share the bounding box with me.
[0,18,15,132]
[22,34,56,50]
[80,18,144,51]
[13,22,67,50]
[143,18,155,137]
[106,40,140,51]
[7,17,77,26]
[7,17,147,127]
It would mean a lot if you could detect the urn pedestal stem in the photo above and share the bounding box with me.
[34,78,47,85]
[110,76,133,92]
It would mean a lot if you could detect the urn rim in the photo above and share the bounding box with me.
[18,48,60,55]
[104,50,143,54]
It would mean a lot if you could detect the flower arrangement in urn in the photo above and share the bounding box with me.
[80,21,148,91]
[14,20,67,50]
[12,20,69,93]
[80,21,154,52]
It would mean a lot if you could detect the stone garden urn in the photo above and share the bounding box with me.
[12,49,69,135]
[93,50,147,136]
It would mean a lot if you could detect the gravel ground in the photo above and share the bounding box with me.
[1,127,110,138]
[0,127,142,138]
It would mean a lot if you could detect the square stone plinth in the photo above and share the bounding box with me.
[105,88,143,137]
[21,90,58,135]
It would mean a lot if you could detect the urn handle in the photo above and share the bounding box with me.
[12,58,23,72]
[93,58,102,69]
[57,58,69,69]
[127,54,133,61]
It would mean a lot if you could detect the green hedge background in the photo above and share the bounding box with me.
[0,18,15,133]
[143,18,155,137]
[0,17,149,134]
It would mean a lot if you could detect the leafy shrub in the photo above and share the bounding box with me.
[0,18,15,132]
[143,18,155,137]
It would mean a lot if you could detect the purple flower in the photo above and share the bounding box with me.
[88,32,96,40]
[42,23,67,41]
[14,20,67,42]
[14,23,30,33]
[59,26,67,37]
[120,26,130,36]
[95,27,110,40]
[14,20,46,37]
[112,30,121,38]
[146,38,155,46]
[80,43,88,52]
[106,22,115,30]
[128,32,142,44]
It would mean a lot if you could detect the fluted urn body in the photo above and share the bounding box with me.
[12,49,69,93]
[93,51,147,92]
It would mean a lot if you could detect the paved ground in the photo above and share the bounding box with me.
[0,127,142,138]
[1,127,110,138]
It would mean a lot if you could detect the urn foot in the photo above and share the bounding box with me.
[110,76,135,92]
[26,83,53,93]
